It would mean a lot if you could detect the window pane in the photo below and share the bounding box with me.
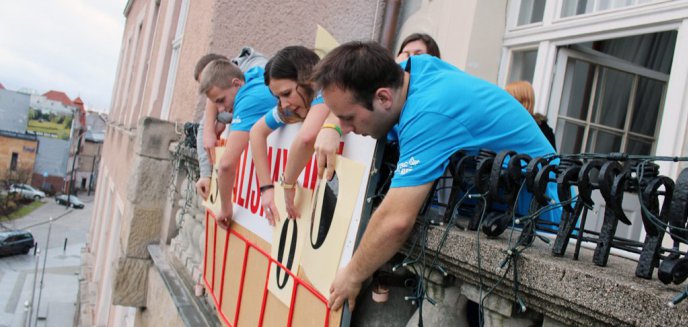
[586,128,622,153]
[508,49,538,84]
[556,120,585,154]
[626,137,653,155]
[591,67,633,130]
[630,77,663,136]
[561,0,592,18]
[597,0,633,11]
[517,0,546,25]
[559,59,594,120]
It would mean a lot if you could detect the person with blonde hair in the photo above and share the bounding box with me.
[505,81,556,150]
[199,59,277,229]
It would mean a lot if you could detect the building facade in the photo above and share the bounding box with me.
[0,131,38,186]
[75,112,107,194]
[0,88,31,133]
[82,0,688,326]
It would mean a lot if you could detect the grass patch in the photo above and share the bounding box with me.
[28,120,70,139]
[3,200,45,221]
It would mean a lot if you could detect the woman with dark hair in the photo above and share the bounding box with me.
[250,46,331,225]
[396,33,441,62]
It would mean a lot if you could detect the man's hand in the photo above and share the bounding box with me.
[328,266,363,312]
[216,206,232,230]
[195,177,210,199]
[284,188,299,219]
[314,128,340,180]
[260,188,280,226]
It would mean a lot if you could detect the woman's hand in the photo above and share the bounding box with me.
[284,188,299,219]
[261,188,280,226]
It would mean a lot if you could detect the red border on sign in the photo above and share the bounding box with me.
[203,209,331,327]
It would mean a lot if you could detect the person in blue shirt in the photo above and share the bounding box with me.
[195,49,269,200]
[310,41,557,311]
[249,46,331,226]
[198,59,277,229]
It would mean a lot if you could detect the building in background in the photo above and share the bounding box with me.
[22,90,87,194]
[0,85,93,194]
[64,97,87,194]
[82,0,688,326]
[0,88,36,186]
[0,130,38,186]
[0,88,31,133]
[76,111,107,194]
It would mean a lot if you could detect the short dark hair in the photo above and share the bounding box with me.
[194,53,228,81]
[313,41,404,110]
[264,46,321,123]
[397,33,441,59]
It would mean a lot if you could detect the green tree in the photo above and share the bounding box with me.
[29,108,41,120]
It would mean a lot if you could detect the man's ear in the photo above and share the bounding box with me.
[231,78,243,88]
[375,88,394,110]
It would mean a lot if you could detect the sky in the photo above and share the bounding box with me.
[0,0,127,112]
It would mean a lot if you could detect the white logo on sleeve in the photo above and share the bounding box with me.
[396,157,421,175]
[232,116,242,124]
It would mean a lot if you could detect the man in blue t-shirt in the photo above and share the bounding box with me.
[312,41,556,311]
[198,59,277,228]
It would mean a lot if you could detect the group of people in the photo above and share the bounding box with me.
[191,34,557,312]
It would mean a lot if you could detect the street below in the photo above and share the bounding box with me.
[0,194,93,327]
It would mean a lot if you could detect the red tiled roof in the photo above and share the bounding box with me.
[42,90,74,106]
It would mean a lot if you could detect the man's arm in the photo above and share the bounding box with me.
[203,98,219,163]
[216,130,250,229]
[195,112,212,199]
[282,104,331,218]
[328,182,433,311]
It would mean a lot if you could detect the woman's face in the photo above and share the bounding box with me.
[400,39,428,58]
[269,78,308,119]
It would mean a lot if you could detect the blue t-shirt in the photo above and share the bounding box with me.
[264,92,325,130]
[392,55,560,222]
[231,67,278,131]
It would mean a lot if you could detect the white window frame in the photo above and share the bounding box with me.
[505,45,540,84]
[551,46,669,155]
[160,0,190,121]
[555,0,673,21]
[500,1,688,250]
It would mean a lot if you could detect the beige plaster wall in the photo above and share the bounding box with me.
[395,0,507,83]
[167,0,384,124]
[166,0,214,124]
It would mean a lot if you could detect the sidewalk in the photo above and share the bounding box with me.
[0,195,93,327]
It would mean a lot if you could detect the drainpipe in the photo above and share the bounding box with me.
[378,0,402,52]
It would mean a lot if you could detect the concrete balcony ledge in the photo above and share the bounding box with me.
[404,224,688,326]
[147,244,219,327]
